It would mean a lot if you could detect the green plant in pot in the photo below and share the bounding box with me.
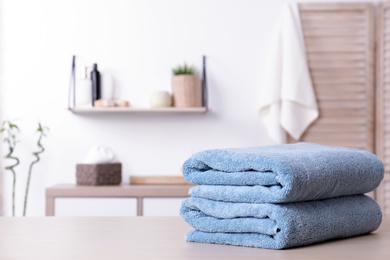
[171,63,202,107]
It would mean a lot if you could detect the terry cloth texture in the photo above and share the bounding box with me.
[183,142,384,203]
[180,195,382,249]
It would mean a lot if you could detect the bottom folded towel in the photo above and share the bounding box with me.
[180,195,382,249]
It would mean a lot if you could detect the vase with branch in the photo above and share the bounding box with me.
[0,121,20,216]
[23,123,49,216]
[1,120,48,216]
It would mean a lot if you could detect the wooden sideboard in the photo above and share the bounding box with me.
[45,184,193,216]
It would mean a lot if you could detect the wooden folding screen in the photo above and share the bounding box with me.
[376,2,390,216]
[289,3,375,153]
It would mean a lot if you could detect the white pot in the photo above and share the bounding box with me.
[149,91,172,108]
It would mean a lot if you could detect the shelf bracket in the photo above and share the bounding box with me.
[68,55,76,110]
[202,55,208,109]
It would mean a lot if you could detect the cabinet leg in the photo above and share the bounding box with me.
[46,197,55,216]
[137,197,143,216]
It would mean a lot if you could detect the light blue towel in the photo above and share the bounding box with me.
[183,143,384,203]
[180,195,382,249]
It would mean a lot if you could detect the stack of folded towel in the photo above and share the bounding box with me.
[180,142,384,249]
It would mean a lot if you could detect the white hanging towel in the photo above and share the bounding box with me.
[259,3,318,144]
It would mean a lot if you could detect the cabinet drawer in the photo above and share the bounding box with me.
[55,198,137,217]
[143,198,186,216]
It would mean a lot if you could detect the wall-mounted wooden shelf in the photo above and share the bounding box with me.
[68,56,208,113]
[70,107,207,114]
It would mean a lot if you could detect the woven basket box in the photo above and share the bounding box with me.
[76,163,122,186]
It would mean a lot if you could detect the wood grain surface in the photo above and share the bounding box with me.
[0,217,389,260]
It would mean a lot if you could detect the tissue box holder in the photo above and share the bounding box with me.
[76,163,122,185]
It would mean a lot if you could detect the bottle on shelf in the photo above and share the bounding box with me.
[90,63,101,107]
[75,66,92,107]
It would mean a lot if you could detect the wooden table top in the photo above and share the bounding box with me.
[0,217,389,259]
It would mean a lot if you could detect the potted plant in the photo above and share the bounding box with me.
[171,63,202,107]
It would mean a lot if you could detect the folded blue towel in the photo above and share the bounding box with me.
[180,195,382,249]
[183,143,383,203]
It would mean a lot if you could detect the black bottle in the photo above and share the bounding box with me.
[90,63,101,106]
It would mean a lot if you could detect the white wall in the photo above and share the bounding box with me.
[0,0,378,216]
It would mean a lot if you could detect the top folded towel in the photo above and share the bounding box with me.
[183,143,384,203]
